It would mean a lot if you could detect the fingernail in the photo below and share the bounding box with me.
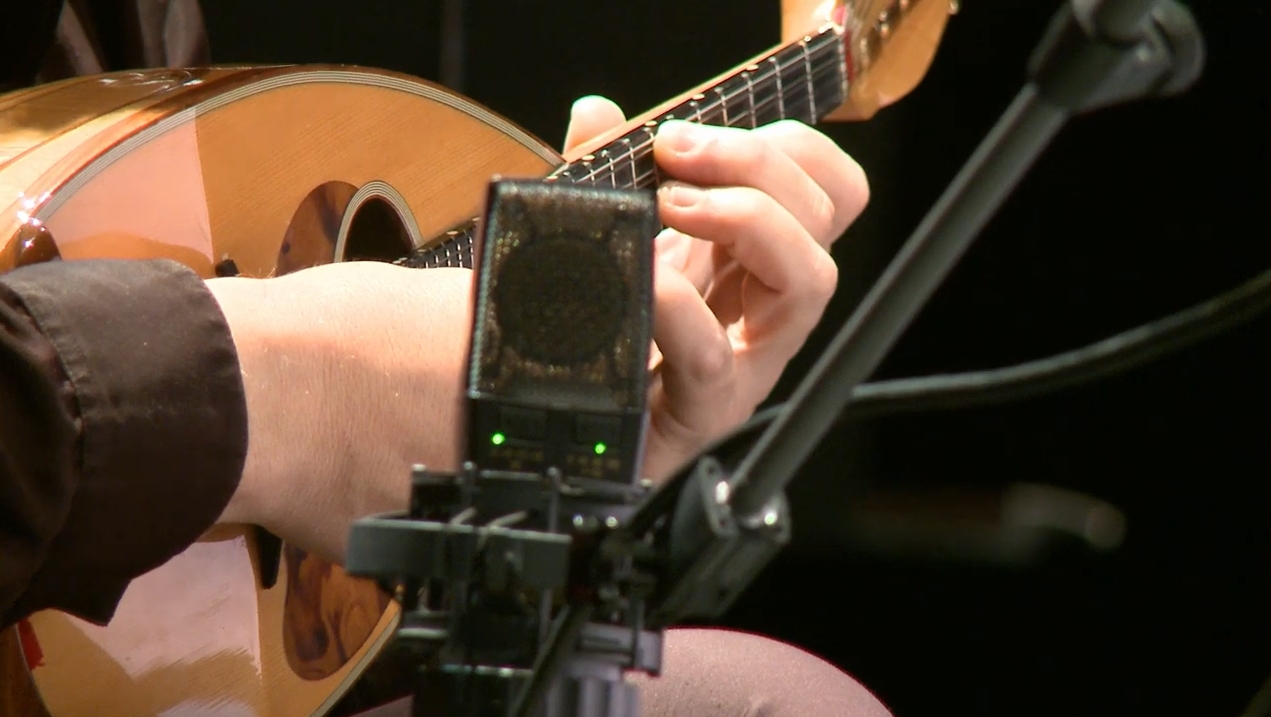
[658,120,705,154]
[660,182,704,208]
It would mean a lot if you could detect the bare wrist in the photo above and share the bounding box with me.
[204,263,472,561]
[205,276,332,531]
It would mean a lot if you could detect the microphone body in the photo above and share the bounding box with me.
[465,179,656,490]
[347,179,664,717]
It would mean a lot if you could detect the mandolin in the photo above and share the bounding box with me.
[0,1,954,715]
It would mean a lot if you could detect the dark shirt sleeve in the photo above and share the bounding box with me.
[0,258,248,628]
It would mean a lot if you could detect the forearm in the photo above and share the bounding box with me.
[206,262,474,563]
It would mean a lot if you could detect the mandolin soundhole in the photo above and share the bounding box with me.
[277,181,358,275]
[341,196,414,263]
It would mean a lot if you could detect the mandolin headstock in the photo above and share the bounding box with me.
[784,0,960,120]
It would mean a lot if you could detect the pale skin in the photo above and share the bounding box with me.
[210,95,870,566]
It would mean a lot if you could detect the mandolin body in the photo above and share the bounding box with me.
[0,64,564,717]
[0,3,955,715]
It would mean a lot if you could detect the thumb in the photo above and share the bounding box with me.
[563,95,627,152]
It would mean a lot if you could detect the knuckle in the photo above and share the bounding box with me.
[733,186,776,228]
[844,154,871,208]
[765,119,828,155]
[730,130,774,175]
[806,250,840,302]
[831,154,871,233]
[767,118,813,138]
[684,331,735,387]
[697,185,766,235]
[648,406,698,453]
[808,188,838,242]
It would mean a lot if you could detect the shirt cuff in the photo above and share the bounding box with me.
[4,258,248,624]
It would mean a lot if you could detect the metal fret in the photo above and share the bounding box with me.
[643,121,661,186]
[801,38,817,124]
[769,56,786,119]
[622,137,637,187]
[743,65,758,128]
[600,149,617,188]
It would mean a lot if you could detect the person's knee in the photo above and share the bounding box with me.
[630,627,891,717]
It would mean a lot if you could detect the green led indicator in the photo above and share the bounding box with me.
[491,432,506,446]
[593,442,607,455]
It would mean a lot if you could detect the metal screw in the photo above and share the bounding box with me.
[714,481,730,504]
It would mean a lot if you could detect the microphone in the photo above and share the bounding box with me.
[465,179,655,488]
[346,178,664,717]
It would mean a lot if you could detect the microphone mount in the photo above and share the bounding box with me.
[348,463,662,717]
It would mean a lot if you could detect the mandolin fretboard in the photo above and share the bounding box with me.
[396,22,848,271]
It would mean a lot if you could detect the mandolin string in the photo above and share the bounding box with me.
[573,69,841,189]
[585,46,845,191]
[568,39,844,186]
[486,36,846,210]
[574,58,843,185]
[576,68,841,191]
[544,69,842,207]
[407,29,846,268]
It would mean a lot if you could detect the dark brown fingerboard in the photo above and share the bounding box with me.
[396,23,848,271]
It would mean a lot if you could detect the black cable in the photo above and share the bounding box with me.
[616,268,1271,713]
[627,264,1271,538]
[727,262,1271,459]
[621,266,1271,702]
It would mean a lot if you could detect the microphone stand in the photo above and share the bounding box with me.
[724,0,1205,521]
[345,2,1205,715]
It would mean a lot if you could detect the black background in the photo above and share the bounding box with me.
[203,2,1270,714]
